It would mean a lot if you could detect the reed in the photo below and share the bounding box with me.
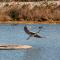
[0,2,60,23]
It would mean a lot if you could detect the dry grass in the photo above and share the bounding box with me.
[0,2,60,24]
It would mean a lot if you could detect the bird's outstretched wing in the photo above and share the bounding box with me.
[34,34,43,38]
[24,25,35,35]
[24,25,30,34]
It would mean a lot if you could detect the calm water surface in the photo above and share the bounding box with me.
[0,24,60,60]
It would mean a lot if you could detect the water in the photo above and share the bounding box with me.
[0,24,60,60]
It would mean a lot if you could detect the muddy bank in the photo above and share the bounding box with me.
[0,21,60,24]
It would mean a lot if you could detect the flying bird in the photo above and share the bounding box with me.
[24,25,43,40]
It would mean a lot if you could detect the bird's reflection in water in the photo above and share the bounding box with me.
[23,48,41,60]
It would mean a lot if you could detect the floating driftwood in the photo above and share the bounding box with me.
[0,45,32,50]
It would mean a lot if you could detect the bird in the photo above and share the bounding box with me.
[24,25,43,40]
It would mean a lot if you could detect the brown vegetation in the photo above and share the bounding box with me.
[0,0,60,2]
[0,2,60,24]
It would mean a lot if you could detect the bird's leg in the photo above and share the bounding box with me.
[27,36,30,40]
[37,29,41,33]
[26,35,32,40]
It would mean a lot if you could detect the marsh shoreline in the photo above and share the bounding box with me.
[0,21,60,24]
